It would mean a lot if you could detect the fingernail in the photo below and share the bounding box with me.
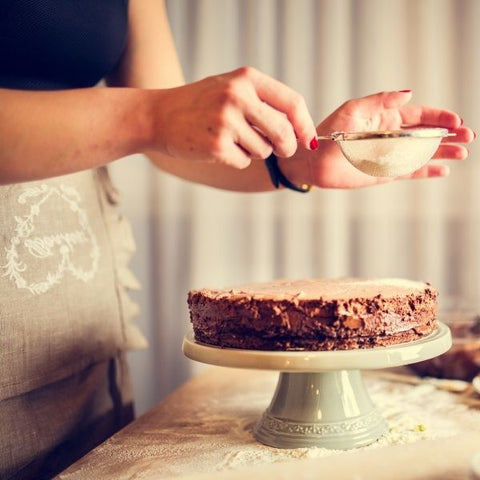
[474,131,477,140]
[310,137,319,150]
[440,165,450,176]
[398,89,412,93]
[460,117,464,126]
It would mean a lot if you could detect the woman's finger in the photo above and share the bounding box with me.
[350,90,413,111]
[440,126,475,144]
[400,104,461,129]
[248,68,317,150]
[244,101,298,158]
[400,163,450,179]
[233,115,274,159]
[220,144,253,169]
[432,144,469,160]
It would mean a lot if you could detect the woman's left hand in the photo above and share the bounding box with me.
[281,90,476,189]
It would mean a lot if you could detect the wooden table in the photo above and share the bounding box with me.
[56,367,480,480]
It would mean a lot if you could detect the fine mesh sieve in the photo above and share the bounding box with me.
[317,128,454,177]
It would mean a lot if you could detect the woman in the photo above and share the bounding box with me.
[0,1,474,478]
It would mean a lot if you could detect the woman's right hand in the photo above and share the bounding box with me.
[145,66,318,169]
[0,67,317,186]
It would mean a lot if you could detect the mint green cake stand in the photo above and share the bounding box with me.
[182,323,451,450]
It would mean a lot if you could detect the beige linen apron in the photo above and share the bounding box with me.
[0,168,147,479]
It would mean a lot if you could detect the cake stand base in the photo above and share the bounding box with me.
[183,323,451,450]
[254,370,387,449]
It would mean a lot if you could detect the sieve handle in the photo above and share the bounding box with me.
[316,131,345,141]
[317,130,456,142]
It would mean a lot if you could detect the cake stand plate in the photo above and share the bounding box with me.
[182,323,451,450]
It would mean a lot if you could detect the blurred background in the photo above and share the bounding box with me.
[109,0,480,415]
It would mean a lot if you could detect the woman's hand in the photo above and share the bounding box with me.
[281,91,476,189]
[146,66,318,169]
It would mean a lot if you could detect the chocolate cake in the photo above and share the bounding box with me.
[187,278,438,351]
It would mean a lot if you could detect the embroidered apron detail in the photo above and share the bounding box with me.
[0,169,147,403]
[2,182,100,295]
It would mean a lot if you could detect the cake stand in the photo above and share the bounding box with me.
[182,323,452,450]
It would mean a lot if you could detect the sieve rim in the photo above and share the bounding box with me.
[331,128,451,142]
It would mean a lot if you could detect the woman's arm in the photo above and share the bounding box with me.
[0,0,314,190]
[0,2,174,186]
[0,86,154,185]
[0,0,186,186]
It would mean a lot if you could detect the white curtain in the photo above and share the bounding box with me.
[111,0,480,415]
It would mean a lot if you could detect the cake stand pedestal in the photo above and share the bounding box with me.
[182,323,451,450]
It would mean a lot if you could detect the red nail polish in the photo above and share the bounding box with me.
[398,89,412,93]
[310,137,319,150]
[460,117,464,126]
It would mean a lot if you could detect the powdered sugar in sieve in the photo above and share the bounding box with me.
[318,128,453,177]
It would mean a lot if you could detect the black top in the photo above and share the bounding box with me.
[0,0,129,90]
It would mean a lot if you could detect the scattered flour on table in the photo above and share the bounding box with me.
[211,379,480,471]
[61,378,480,479]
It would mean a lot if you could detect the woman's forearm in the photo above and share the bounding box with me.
[144,150,273,192]
[144,148,313,193]
[0,87,151,184]
[0,84,308,192]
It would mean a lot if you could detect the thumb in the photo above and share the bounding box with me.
[361,90,413,110]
